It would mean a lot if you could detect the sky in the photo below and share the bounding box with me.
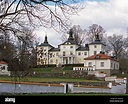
[33,0,128,47]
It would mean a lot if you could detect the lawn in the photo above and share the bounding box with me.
[0,66,127,89]
[0,65,105,84]
[32,66,73,73]
[0,76,104,83]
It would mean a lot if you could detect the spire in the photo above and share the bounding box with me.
[44,35,48,43]
[68,28,74,40]
[95,34,100,42]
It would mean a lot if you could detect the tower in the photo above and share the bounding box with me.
[88,34,106,56]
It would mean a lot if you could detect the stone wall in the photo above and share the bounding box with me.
[35,70,88,78]
[0,82,126,94]
[73,87,111,93]
[0,83,64,94]
[95,69,119,76]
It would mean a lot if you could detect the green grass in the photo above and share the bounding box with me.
[33,67,52,72]
[0,65,103,83]
[26,77,104,83]
[0,76,104,83]
[0,66,128,85]
[0,76,11,80]
[33,66,73,73]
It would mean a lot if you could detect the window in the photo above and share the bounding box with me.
[1,66,5,70]
[70,46,73,48]
[50,59,53,64]
[88,62,92,66]
[63,51,65,56]
[114,63,115,69]
[100,62,104,67]
[111,63,113,67]
[49,53,52,58]
[116,64,118,69]
[78,52,81,55]
[56,59,58,64]
[70,51,73,55]
[56,52,58,56]
[94,51,97,55]
[94,45,97,48]
[84,52,87,55]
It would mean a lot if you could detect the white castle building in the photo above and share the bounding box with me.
[37,31,119,76]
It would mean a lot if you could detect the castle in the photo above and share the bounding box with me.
[37,31,119,76]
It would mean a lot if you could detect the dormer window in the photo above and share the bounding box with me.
[70,46,73,48]
[65,42,71,44]
[94,45,97,48]
[95,55,100,59]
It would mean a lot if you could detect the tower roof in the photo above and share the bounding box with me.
[38,35,53,47]
[84,53,118,62]
[89,34,106,46]
[61,29,78,45]
[68,28,74,41]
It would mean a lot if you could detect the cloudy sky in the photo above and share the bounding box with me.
[34,0,128,47]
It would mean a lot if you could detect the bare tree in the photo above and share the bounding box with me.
[0,0,84,34]
[61,24,106,45]
[0,0,84,81]
[107,34,128,59]
[0,0,84,51]
[7,28,35,82]
[107,35,128,73]
[87,24,106,43]
[0,35,15,61]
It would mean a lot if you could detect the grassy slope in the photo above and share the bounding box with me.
[0,66,106,82]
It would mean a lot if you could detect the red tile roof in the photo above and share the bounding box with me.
[0,61,7,64]
[84,53,118,62]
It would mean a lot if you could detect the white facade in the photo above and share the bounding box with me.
[36,33,119,75]
[83,53,119,76]
[84,59,119,70]
[37,33,106,65]
[89,44,106,56]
